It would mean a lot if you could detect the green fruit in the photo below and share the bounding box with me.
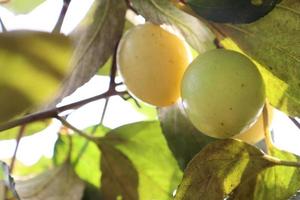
[181,49,265,138]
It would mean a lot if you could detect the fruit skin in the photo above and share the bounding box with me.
[181,49,266,138]
[117,23,190,107]
[234,103,273,144]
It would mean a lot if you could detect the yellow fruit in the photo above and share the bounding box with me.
[181,49,266,138]
[117,23,190,106]
[234,103,273,144]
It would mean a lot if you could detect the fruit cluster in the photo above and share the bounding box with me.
[117,23,269,142]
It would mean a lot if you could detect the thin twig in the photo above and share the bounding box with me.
[264,154,300,168]
[124,0,139,15]
[10,125,26,173]
[0,17,7,32]
[56,116,99,142]
[73,98,109,167]
[52,0,71,33]
[0,90,124,132]
[73,41,120,166]
[289,117,300,130]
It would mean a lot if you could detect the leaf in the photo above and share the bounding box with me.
[215,0,300,116]
[2,0,44,13]
[0,31,72,124]
[100,143,139,200]
[0,161,20,200]
[98,121,182,200]
[158,102,216,170]
[15,164,85,200]
[131,0,215,53]
[54,125,109,187]
[0,120,50,140]
[230,147,300,200]
[186,0,278,23]
[174,139,275,200]
[52,0,126,105]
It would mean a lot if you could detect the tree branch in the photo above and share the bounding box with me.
[0,17,7,32]
[0,90,125,132]
[56,116,98,142]
[124,0,139,15]
[10,125,26,173]
[289,117,300,130]
[53,0,71,33]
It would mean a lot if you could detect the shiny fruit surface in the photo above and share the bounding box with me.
[181,49,266,138]
[117,23,190,107]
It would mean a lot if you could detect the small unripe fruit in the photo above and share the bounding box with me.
[117,23,190,107]
[181,49,265,138]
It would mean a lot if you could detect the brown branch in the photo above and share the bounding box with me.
[124,0,139,15]
[0,17,7,32]
[0,90,125,132]
[289,117,300,130]
[56,116,99,142]
[10,125,26,173]
[52,0,71,33]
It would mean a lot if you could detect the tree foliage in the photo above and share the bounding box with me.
[0,0,299,200]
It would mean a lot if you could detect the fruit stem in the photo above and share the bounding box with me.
[264,154,300,168]
[263,104,274,154]
[0,17,7,32]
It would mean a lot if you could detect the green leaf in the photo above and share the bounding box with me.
[158,103,216,170]
[216,0,300,117]
[0,31,72,123]
[230,147,300,200]
[174,139,275,200]
[0,120,50,140]
[98,121,182,200]
[131,0,215,53]
[2,0,44,13]
[15,164,85,200]
[187,0,278,23]
[54,125,109,187]
[53,0,126,104]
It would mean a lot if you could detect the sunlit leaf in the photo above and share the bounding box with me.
[1,0,44,14]
[54,126,109,187]
[16,164,84,200]
[216,0,300,117]
[131,0,215,53]
[158,102,216,170]
[230,147,300,200]
[187,0,278,23]
[0,31,72,123]
[174,139,275,200]
[52,0,126,105]
[98,121,182,200]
